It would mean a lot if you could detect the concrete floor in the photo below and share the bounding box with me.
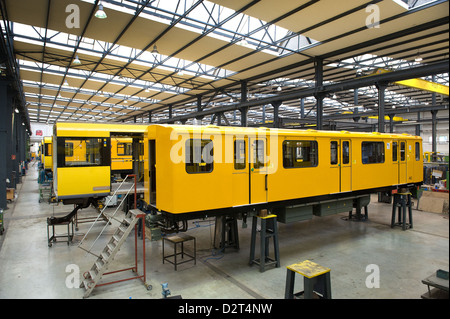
[0,161,448,299]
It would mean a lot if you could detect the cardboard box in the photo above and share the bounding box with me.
[6,188,14,201]
[419,191,449,214]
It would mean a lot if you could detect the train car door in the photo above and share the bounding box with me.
[399,140,407,184]
[392,141,399,184]
[249,137,268,204]
[340,140,352,192]
[232,138,249,206]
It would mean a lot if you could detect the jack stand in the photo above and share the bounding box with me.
[214,215,239,251]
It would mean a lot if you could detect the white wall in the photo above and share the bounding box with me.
[29,123,54,143]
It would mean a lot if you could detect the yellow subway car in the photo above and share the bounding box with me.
[42,136,53,172]
[143,125,423,221]
[52,122,147,205]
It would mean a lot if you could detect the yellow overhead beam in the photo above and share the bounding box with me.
[368,115,408,121]
[371,69,449,96]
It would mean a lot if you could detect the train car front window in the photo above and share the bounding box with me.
[185,139,214,174]
[57,137,111,167]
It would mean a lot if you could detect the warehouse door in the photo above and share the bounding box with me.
[340,140,352,192]
[249,137,268,204]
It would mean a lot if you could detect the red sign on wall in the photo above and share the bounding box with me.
[36,130,43,136]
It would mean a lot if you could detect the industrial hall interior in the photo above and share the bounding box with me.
[0,0,449,302]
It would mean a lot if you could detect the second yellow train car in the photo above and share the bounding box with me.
[142,125,423,222]
[52,122,147,205]
[42,136,53,172]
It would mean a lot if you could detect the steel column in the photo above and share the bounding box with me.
[315,58,324,130]
[376,82,388,133]
[0,82,13,209]
[272,101,281,128]
[431,110,438,161]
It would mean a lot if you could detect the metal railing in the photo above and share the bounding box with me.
[78,174,137,257]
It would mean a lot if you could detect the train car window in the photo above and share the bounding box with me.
[415,142,421,161]
[44,143,52,156]
[185,139,214,174]
[392,142,398,162]
[330,141,338,165]
[57,137,111,167]
[117,143,132,156]
[64,142,74,157]
[234,140,246,170]
[400,142,406,161]
[342,141,350,164]
[252,139,265,169]
[283,140,318,168]
[361,142,384,164]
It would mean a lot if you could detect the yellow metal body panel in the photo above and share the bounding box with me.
[144,125,423,216]
[56,166,111,198]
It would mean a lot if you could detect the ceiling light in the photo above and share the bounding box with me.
[63,80,69,86]
[15,108,19,113]
[95,3,107,19]
[73,55,81,65]
[237,38,249,47]
[277,86,282,92]
[415,52,423,62]
[151,45,159,56]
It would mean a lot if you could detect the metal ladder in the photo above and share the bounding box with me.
[80,209,141,298]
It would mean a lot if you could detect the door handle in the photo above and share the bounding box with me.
[265,174,268,191]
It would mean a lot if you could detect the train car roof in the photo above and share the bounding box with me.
[43,136,52,143]
[146,124,422,140]
[54,122,149,137]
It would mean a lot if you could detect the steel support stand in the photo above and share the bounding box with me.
[249,214,280,272]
